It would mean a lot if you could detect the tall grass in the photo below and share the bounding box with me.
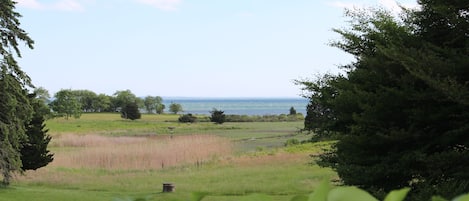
[51,134,232,170]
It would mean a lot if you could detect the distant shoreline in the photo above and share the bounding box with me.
[161,97,307,100]
[162,97,309,115]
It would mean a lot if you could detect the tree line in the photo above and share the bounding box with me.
[39,88,184,119]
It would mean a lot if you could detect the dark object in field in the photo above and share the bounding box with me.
[163,183,175,192]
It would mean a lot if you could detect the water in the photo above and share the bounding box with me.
[163,98,309,115]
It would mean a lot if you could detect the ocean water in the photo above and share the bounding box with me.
[163,98,309,115]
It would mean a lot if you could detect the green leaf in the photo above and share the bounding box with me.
[191,192,210,201]
[383,188,410,201]
[432,196,448,201]
[290,194,308,201]
[327,186,378,201]
[308,179,331,201]
[452,193,469,201]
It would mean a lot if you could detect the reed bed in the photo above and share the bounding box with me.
[51,134,232,170]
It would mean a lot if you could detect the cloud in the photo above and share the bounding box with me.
[15,0,84,11]
[135,0,182,11]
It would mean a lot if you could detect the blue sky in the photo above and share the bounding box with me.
[15,0,417,98]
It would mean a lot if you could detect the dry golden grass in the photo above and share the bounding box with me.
[50,134,233,170]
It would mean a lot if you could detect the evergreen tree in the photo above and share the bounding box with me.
[0,0,35,186]
[121,102,141,120]
[21,94,53,171]
[299,3,468,200]
[209,109,226,124]
[289,107,297,115]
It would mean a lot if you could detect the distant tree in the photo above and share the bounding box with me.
[156,103,165,114]
[113,90,138,111]
[143,96,156,113]
[289,107,297,115]
[155,96,165,114]
[94,93,111,112]
[178,113,197,123]
[209,108,226,124]
[169,103,183,114]
[21,93,53,171]
[143,96,166,114]
[72,90,97,112]
[121,102,141,120]
[49,89,82,119]
[34,87,50,104]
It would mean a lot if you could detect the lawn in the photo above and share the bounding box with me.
[1,113,335,201]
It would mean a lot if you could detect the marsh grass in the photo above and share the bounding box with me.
[50,134,232,170]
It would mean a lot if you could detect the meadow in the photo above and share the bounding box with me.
[0,113,335,201]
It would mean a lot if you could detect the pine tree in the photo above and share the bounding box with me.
[121,102,141,120]
[300,3,469,200]
[0,0,35,185]
[209,109,226,124]
[20,94,53,171]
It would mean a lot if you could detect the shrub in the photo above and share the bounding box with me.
[209,109,225,124]
[178,113,197,123]
[121,102,141,120]
[284,138,300,147]
[289,106,297,115]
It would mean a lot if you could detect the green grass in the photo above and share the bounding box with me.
[1,113,335,201]
[46,113,309,152]
[5,157,334,201]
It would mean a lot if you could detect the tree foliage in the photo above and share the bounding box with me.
[113,90,138,110]
[143,96,164,114]
[49,89,82,119]
[298,2,468,200]
[0,0,35,186]
[121,102,141,120]
[209,108,226,124]
[169,103,183,114]
[289,107,297,115]
[21,93,53,171]
[178,113,197,123]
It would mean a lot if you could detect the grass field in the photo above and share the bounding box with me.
[0,113,336,201]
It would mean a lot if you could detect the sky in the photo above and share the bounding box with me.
[15,0,418,98]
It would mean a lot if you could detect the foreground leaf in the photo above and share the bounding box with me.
[453,193,469,201]
[384,188,410,201]
[327,186,378,201]
[432,196,448,201]
[309,179,331,201]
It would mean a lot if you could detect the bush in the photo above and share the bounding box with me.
[178,113,197,123]
[284,138,300,147]
[209,109,225,124]
[224,114,304,122]
[121,102,141,120]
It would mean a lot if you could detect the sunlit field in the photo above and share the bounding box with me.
[1,113,335,201]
